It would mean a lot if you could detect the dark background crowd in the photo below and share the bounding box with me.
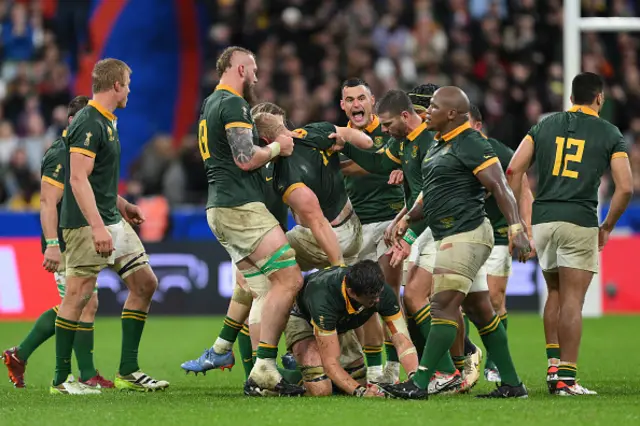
[1,0,639,211]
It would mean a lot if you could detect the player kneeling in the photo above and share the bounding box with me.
[284,260,418,397]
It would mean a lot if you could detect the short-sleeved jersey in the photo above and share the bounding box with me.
[392,122,436,208]
[421,122,498,241]
[484,137,514,245]
[340,116,404,225]
[527,105,629,228]
[40,135,67,253]
[261,162,289,230]
[60,100,121,229]
[200,85,264,209]
[273,122,349,222]
[294,266,401,334]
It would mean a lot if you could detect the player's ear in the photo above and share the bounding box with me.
[339,99,345,111]
[569,95,574,105]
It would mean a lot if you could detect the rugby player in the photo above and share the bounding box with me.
[341,84,484,393]
[284,260,418,397]
[181,103,292,380]
[198,47,304,396]
[53,59,168,394]
[339,78,405,382]
[467,104,535,382]
[252,110,373,272]
[3,96,113,391]
[382,87,530,400]
[507,72,632,396]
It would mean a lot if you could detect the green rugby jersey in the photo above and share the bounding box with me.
[294,266,401,334]
[40,134,67,253]
[341,116,404,225]
[61,100,121,229]
[273,122,349,222]
[261,162,289,230]
[419,122,497,241]
[484,137,514,246]
[527,105,628,228]
[200,85,264,209]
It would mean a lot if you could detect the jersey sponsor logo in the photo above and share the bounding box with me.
[440,216,454,228]
[374,136,384,148]
[484,155,493,159]
[53,164,62,178]
[265,177,273,182]
[84,132,92,146]
[292,128,308,139]
[107,126,115,142]
[411,145,419,158]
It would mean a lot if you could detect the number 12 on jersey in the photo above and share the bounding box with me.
[198,119,210,160]
[553,137,584,179]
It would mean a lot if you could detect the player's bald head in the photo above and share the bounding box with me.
[433,86,470,115]
[216,46,255,77]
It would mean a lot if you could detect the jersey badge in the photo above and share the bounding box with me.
[84,132,92,146]
[374,136,384,148]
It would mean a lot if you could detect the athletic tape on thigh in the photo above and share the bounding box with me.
[256,243,297,276]
[345,363,366,381]
[117,252,150,279]
[385,314,411,340]
[231,283,253,307]
[432,273,472,295]
[300,365,328,383]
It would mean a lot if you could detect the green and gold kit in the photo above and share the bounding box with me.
[484,137,514,246]
[293,266,401,334]
[527,105,628,228]
[418,122,498,241]
[60,100,121,229]
[273,122,348,222]
[40,134,67,253]
[341,116,404,224]
[200,85,264,209]
[261,163,289,229]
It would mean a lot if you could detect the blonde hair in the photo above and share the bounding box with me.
[92,58,132,93]
[253,112,287,141]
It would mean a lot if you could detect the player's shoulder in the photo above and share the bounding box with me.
[42,137,65,163]
[487,137,514,155]
[300,121,336,135]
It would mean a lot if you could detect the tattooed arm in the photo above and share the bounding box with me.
[226,127,281,172]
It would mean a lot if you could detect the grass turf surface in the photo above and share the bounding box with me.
[1,315,638,426]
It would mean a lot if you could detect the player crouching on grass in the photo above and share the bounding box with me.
[284,260,418,397]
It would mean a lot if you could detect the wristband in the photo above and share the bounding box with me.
[268,142,281,159]
[403,229,417,245]
[509,223,524,234]
[353,385,366,397]
[46,239,59,247]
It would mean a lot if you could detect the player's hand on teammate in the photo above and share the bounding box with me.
[92,225,114,257]
[388,170,404,185]
[123,202,146,225]
[42,245,62,273]
[384,219,399,247]
[328,132,346,152]
[508,226,532,263]
[275,134,295,156]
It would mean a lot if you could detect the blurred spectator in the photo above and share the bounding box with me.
[130,134,176,196]
[5,148,39,211]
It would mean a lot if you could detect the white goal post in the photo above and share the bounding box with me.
[537,1,640,317]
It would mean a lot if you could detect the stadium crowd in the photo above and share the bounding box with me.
[1,0,640,210]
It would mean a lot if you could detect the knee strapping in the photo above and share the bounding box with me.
[256,243,297,276]
[300,365,328,383]
[433,273,472,295]
[117,252,150,279]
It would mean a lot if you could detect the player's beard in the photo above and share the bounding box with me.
[243,79,257,106]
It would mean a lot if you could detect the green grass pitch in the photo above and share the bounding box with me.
[1,315,638,426]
